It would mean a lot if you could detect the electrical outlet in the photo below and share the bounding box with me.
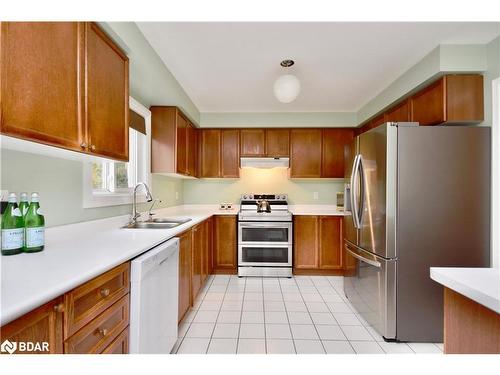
[313,192,319,200]
[0,190,9,201]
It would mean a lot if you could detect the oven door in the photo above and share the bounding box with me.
[238,244,292,267]
[238,222,292,245]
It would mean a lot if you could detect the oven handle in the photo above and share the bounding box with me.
[238,222,292,228]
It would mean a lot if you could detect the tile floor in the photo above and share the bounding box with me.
[173,275,444,354]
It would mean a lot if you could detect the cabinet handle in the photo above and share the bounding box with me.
[53,303,64,313]
[99,288,110,298]
[80,142,88,149]
[96,328,108,336]
[90,144,96,151]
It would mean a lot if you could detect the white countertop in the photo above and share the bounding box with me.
[0,205,236,326]
[289,205,346,216]
[430,267,500,314]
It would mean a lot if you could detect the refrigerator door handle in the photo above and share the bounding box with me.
[357,155,365,226]
[350,154,361,229]
[345,243,381,268]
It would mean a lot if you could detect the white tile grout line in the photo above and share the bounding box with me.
[261,277,267,354]
[277,276,298,354]
[204,275,232,353]
[234,275,247,354]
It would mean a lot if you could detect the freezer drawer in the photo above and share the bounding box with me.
[343,240,396,340]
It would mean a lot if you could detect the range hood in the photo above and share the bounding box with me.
[240,157,290,169]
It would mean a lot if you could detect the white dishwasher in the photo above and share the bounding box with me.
[130,237,179,354]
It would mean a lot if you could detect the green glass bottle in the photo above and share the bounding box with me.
[1,193,25,256]
[19,192,29,217]
[24,192,45,253]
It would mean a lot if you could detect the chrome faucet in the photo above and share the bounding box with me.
[131,182,153,223]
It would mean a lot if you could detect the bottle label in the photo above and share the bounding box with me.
[11,207,22,217]
[22,206,28,216]
[26,227,45,248]
[1,228,24,250]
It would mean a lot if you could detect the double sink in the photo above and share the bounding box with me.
[122,217,192,229]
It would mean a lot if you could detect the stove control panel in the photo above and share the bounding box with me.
[241,194,288,201]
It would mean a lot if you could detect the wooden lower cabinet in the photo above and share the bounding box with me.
[0,297,64,354]
[293,215,343,275]
[64,295,129,354]
[178,230,192,322]
[212,215,237,274]
[102,327,129,354]
[444,288,500,354]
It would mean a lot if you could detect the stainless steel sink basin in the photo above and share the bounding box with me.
[151,217,192,224]
[122,217,192,229]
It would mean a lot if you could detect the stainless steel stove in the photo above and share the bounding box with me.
[238,194,293,277]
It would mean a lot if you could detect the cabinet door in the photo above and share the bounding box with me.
[266,129,290,157]
[410,77,446,126]
[290,129,322,178]
[293,216,319,269]
[102,328,129,354]
[207,217,214,275]
[176,113,188,175]
[201,220,209,283]
[445,74,484,123]
[0,297,64,354]
[221,129,240,178]
[186,122,198,177]
[200,129,221,177]
[191,224,203,300]
[0,22,85,151]
[385,99,410,123]
[321,129,353,178]
[86,23,129,161]
[319,216,343,270]
[213,215,237,272]
[240,129,266,156]
[178,230,192,322]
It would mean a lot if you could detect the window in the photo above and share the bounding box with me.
[83,97,151,208]
[91,128,146,194]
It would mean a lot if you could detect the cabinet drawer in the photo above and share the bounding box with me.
[64,294,129,354]
[64,263,130,338]
[102,327,129,354]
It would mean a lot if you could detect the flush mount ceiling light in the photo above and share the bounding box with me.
[273,59,301,104]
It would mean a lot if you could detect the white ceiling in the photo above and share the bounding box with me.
[137,22,500,113]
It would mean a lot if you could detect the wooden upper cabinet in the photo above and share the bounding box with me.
[385,99,410,123]
[266,129,290,157]
[0,22,85,151]
[200,129,221,178]
[294,216,319,269]
[319,216,343,270]
[175,113,188,175]
[321,129,353,178]
[187,123,198,177]
[212,215,237,272]
[86,23,129,161]
[290,129,322,178]
[240,129,266,156]
[0,297,64,354]
[221,129,240,178]
[411,74,484,126]
[0,22,129,161]
[151,106,198,178]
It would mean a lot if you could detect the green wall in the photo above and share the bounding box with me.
[0,149,183,227]
[183,168,344,205]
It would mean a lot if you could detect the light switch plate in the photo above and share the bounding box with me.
[0,190,9,201]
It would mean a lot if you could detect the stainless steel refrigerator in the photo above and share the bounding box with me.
[343,122,490,342]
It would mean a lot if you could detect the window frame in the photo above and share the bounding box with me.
[82,97,151,208]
